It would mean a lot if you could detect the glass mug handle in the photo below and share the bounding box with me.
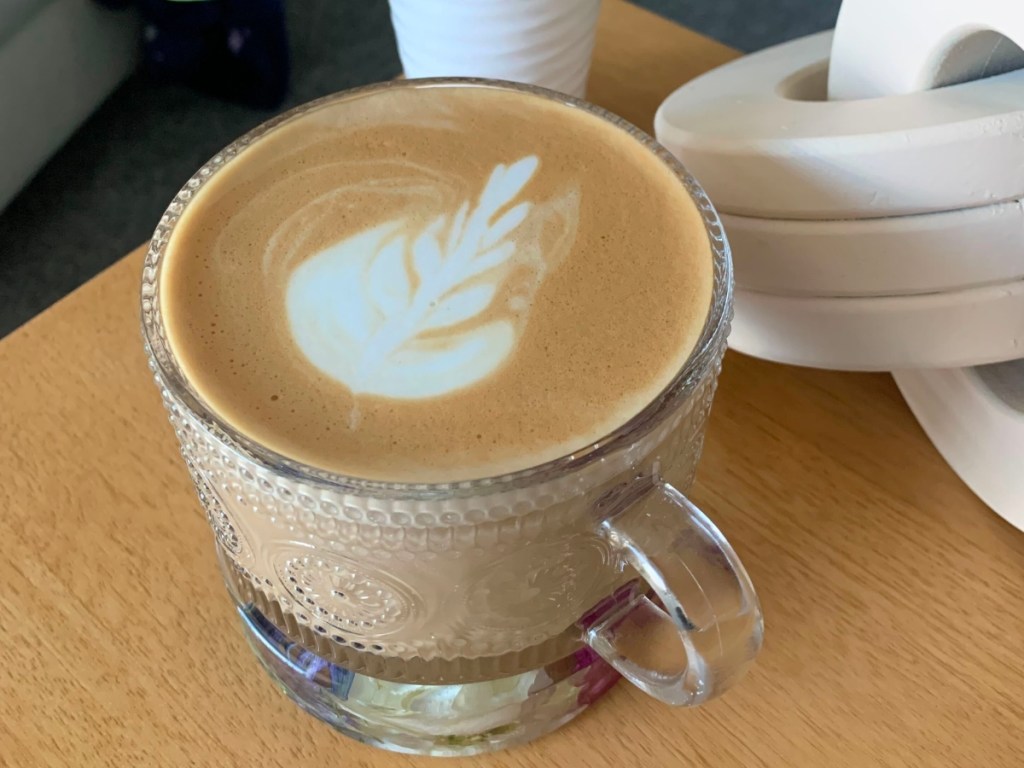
[586,476,764,706]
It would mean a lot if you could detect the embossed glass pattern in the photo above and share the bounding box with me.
[141,79,762,756]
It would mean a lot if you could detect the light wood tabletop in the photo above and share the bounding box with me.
[3,2,1023,766]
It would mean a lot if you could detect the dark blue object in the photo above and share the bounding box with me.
[96,0,290,108]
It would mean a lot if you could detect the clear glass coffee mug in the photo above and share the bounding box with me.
[140,79,763,757]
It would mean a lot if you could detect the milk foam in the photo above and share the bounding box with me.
[285,155,575,400]
[159,83,712,481]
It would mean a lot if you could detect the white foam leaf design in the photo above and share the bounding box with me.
[446,202,469,254]
[482,203,530,249]
[287,154,551,400]
[369,236,410,316]
[412,220,444,277]
[463,242,516,281]
[422,283,497,332]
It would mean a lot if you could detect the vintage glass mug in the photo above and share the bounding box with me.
[140,79,763,756]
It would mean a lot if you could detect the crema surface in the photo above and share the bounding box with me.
[161,83,712,481]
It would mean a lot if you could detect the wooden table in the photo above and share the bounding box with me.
[3,3,1023,766]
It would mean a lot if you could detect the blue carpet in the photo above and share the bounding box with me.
[0,0,840,336]
[642,0,839,51]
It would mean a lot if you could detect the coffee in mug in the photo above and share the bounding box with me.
[142,79,761,756]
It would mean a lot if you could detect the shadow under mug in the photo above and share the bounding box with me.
[141,78,763,756]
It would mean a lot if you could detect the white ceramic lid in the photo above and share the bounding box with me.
[722,198,1024,297]
[829,0,1024,100]
[654,31,1024,219]
[729,278,1024,371]
[894,361,1024,530]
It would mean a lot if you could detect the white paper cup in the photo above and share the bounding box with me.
[389,0,602,98]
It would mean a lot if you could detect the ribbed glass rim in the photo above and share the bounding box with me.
[141,77,733,499]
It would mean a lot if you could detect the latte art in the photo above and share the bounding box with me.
[160,83,713,481]
[285,155,579,399]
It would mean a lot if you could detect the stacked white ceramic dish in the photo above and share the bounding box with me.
[894,361,1024,529]
[653,0,1024,524]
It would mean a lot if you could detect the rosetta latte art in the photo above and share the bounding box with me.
[285,155,578,400]
[161,83,711,481]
